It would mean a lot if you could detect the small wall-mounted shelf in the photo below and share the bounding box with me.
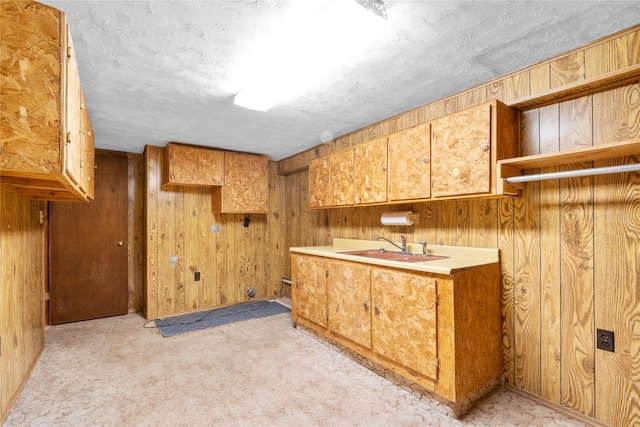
[498,138,640,186]
[506,63,640,110]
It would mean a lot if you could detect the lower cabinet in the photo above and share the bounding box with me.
[291,253,502,406]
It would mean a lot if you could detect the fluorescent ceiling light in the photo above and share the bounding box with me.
[234,0,387,112]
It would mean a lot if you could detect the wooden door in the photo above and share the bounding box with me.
[354,137,388,204]
[431,103,491,197]
[327,259,371,349]
[372,268,438,380]
[63,26,83,187]
[291,254,328,328]
[388,123,431,201]
[49,151,128,324]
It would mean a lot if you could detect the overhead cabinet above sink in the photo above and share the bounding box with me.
[308,100,519,209]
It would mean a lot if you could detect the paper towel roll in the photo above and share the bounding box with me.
[380,211,418,226]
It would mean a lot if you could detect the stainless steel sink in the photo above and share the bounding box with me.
[339,249,448,263]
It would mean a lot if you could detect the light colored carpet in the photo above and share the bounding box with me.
[5,305,588,426]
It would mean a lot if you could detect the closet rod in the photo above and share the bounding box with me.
[505,163,640,184]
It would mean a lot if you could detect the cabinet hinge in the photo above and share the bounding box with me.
[435,292,440,305]
[66,46,72,60]
[66,132,71,143]
[435,357,439,368]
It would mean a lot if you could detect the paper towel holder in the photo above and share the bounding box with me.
[380,211,419,226]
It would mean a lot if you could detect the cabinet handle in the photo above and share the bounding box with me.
[80,160,84,168]
[363,302,369,311]
[374,306,380,315]
[423,156,430,164]
[481,143,489,151]
[381,166,387,172]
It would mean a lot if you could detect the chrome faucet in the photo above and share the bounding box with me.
[375,234,407,253]
[419,240,428,257]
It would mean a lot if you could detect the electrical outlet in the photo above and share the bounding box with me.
[194,272,201,281]
[596,328,614,352]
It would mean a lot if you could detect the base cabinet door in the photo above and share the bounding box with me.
[372,268,438,380]
[291,254,328,328]
[327,260,372,349]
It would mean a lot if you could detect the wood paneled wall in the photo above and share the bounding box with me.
[0,190,46,422]
[144,146,286,319]
[127,152,145,313]
[280,26,640,427]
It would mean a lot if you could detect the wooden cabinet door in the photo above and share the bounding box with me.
[372,268,438,380]
[354,137,388,204]
[329,149,354,206]
[292,255,328,328]
[388,123,431,201]
[327,260,372,349]
[79,90,95,199]
[309,156,330,208]
[431,103,491,197]
[63,26,83,188]
[213,152,268,213]
[163,143,224,187]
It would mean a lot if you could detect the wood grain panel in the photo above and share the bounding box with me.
[0,191,46,421]
[145,146,159,319]
[538,104,562,404]
[593,155,640,427]
[498,197,515,385]
[559,97,595,417]
[183,188,200,310]
[513,109,541,394]
[156,148,176,317]
[550,51,585,88]
[504,71,530,102]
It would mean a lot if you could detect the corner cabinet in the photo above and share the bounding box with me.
[291,253,502,414]
[0,2,95,202]
[211,151,269,213]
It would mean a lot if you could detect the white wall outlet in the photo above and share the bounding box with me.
[210,224,222,233]
[169,255,178,265]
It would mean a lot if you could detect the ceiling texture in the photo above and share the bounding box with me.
[41,0,640,161]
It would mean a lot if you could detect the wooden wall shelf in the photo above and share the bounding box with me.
[498,138,640,179]
[506,63,640,110]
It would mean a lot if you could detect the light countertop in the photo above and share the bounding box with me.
[290,238,499,275]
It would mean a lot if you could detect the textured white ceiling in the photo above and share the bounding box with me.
[41,1,640,160]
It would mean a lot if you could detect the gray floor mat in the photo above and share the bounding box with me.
[154,300,291,337]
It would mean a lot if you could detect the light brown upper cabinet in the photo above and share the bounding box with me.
[431,100,518,198]
[212,151,268,213]
[163,142,224,188]
[0,2,95,202]
[309,155,331,208]
[388,123,431,202]
[329,149,355,206]
[354,137,388,205]
[309,148,355,208]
